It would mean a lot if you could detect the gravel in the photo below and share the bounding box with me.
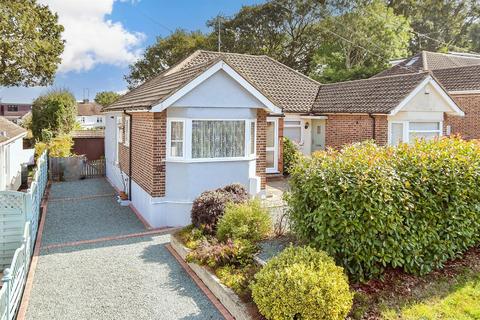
[26,178,224,320]
[27,234,223,320]
[42,180,146,246]
[257,237,294,263]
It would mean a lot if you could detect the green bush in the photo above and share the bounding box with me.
[283,137,301,175]
[34,134,73,158]
[186,238,256,268]
[251,246,353,320]
[191,184,249,234]
[216,200,271,243]
[287,138,480,281]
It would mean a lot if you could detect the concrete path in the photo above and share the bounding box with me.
[25,179,223,320]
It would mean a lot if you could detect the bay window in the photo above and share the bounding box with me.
[389,121,442,146]
[167,119,256,161]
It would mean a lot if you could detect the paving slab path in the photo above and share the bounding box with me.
[25,178,223,320]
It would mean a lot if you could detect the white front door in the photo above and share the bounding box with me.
[266,118,278,173]
[311,120,326,152]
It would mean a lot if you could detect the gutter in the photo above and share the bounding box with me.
[368,113,376,141]
[123,110,133,201]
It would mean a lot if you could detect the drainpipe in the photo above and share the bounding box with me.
[124,110,133,201]
[368,113,376,142]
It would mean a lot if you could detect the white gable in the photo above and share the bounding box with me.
[389,76,464,117]
[172,69,265,108]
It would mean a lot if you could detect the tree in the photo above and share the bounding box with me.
[125,29,215,88]
[211,0,331,74]
[0,0,64,86]
[94,91,121,106]
[468,23,480,52]
[388,0,480,52]
[31,89,77,142]
[311,0,411,83]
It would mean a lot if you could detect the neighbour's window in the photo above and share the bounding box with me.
[7,105,18,112]
[169,121,184,157]
[284,120,302,143]
[250,121,256,155]
[124,117,130,147]
[389,121,441,146]
[97,117,103,123]
[192,120,245,158]
[409,122,441,142]
[80,117,86,123]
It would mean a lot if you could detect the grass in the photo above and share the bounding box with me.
[350,246,480,320]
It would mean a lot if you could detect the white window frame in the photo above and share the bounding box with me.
[124,116,130,147]
[284,118,303,144]
[248,120,257,156]
[166,118,256,162]
[266,117,279,173]
[388,121,442,145]
[167,119,186,159]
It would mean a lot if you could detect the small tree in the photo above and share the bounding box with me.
[94,91,121,107]
[31,89,77,142]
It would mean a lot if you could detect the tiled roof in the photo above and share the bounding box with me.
[312,72,430,114]
[104,50,320,113]
[0,116,27,143]
[375,51,480,77]
[71,129,105,138]
[77,101,103,116]
[431,65,480,92]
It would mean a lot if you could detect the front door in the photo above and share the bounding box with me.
[266,118,278,173]
[311,120,325,152]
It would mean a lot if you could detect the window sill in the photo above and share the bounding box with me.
[165,156,257,163]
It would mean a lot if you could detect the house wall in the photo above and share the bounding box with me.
[325,115,388,149]
[105,113,124,191]
[445,93,480,139]
[0,137,27,191]
[76,115,105,129]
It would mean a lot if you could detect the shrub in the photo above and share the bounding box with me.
[287,138,480,281]
[191,184,248,234]
[186,238,256,268]
[251,246,353,320]
[34,134,72,158]
[177,225,206,250]
[217,200,271,243]
[216,264,260,297]
[283,137,301,175]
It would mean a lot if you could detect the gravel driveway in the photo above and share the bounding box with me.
[25,179,223,320]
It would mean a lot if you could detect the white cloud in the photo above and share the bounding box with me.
[39,0,145,73]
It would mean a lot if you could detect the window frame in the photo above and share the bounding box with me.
[166,118,256,162]
[283,118,303,144]
[388,121,442,145]
[124,116,131,147]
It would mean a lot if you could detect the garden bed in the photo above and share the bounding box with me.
[170,232,262,320]
[350,245,480,319]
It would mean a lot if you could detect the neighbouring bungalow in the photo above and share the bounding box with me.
[102,50,477,228]
[76,99,105,129]
[0,117,33,191]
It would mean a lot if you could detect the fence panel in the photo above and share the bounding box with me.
[0,150,47,320]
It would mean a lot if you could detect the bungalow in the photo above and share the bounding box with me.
[0,117,32,191]
[76,99,105,129]
[103,50,472,228]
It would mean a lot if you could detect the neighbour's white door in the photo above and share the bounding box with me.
[266,118,278,173]
[311,120,325,152]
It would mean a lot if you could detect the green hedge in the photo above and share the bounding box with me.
[287,138,480,281]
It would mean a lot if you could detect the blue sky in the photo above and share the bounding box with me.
[0,0,263,103]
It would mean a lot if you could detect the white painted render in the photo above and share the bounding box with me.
[104,112,125,192]
[76,115,105,129]
[0,136,30,191]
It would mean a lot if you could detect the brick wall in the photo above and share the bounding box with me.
[256,109,267,189]
[325,114,388,149]
[445,94,480,140]
[118,112,167,197]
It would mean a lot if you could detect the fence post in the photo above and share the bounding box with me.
[2,269,11,320]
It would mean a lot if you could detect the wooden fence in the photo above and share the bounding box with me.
[50,156,105,181]
[0,151,47,320]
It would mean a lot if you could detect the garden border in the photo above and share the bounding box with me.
[169,233,259,320]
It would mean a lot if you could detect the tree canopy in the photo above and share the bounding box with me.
[94,91,121,106]
[0,0,64,87]
[124,0,480,86]
[31,90,77,142]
